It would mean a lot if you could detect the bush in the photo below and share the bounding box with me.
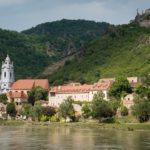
[100,117,115,123]
[82,103,91,118]
[121,106,128,116]
[40,115,49,122]
[42,106,56,117]
[6,103,16,117]
[91,91,115,121]
[58,97,75,121]
[50,116,59,122]
[132,98,150,122]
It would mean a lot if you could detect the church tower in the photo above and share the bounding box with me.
[0,55,15,93]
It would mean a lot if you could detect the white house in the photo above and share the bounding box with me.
[49,82,112,107]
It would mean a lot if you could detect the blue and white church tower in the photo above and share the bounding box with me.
[0,55,15,93]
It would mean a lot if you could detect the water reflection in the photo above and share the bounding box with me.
[0,126,150,150]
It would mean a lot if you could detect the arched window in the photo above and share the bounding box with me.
[4,72,6,78]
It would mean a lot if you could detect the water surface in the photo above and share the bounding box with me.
[0,126,150,150]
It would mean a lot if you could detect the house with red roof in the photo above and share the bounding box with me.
[49,82,112,107]
[7,79,49,113]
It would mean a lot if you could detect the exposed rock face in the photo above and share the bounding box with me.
[136,8,150,28]
[145,9,150,15]
[140,20,150,28]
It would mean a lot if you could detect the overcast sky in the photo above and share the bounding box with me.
[0,0,149,31]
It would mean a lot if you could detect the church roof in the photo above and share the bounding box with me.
[11,79,49,90]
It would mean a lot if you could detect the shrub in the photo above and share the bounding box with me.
[82,103,91,118]
[50,116,58,122]
[132,97,150,122]
[121,106,128,116]
[40,115,49,122]
[91,91,115,121]
[6,103,16,117]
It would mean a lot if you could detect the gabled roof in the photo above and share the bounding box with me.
[50,82,111,93]
[11,79,49,90]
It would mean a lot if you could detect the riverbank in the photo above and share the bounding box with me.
[1,120,150,131]
[30,122,150,131]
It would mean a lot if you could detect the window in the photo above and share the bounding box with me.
[10,72,12,78]
[51,92,56,97]
[4,72,6,78]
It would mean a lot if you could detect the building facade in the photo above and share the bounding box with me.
[0,55,15,93]
[49,82,112,107]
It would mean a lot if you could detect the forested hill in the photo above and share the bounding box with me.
[0,20,110,79]
[0,29,49,79]
[46,23,150,85]
[22,19,110,57]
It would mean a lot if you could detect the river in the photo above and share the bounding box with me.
[0,126,150,150]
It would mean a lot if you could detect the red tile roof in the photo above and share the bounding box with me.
[50,82,111,93]
[11,79,49,90]
[7,91,28,99]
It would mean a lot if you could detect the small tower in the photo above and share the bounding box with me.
[0,55,15,93]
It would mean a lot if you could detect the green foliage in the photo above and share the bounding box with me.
[81,103,92,118]
[21,103,32,117]
[0,20,109,80]
[132,96,150,122]
[135,84,148,97]
[109,100,120,114]
[91,91,115,120]
[50,116,59,122]
[109,77,132,99]
[6,103,16,117]
[0,29,49,79]
[42,106,56,117]
[58,97,75,120]
[0,94,8,105]
[48,25,150,85]
[23,19,109,56]
[31,104,43,121]
[40,115,49,122]
[28,86,48,105]
[121,106,128,116]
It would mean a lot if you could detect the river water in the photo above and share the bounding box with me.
[0,126,150,150]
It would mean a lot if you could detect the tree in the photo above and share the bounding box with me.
[0,94,8,105]
[109,77,132,99]
[21,103,32,118]
[58,97,75,121]
[82,103,91,118]
[132,96,150,122]
[121,106,128,116]
[31,104,43,121]
[91,91,114,121]
[28,86,48,106]
[6,102,16,117]
[42,106,56,117]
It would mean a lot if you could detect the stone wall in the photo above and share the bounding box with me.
[140,20,150,28]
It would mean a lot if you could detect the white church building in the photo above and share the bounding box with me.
[0,55,15,94]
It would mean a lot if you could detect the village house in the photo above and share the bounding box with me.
[7,79,50,113]
[99,77,141,88]
[122,93,136,109]
[49,82,112,107]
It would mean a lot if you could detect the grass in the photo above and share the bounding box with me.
[0,120,25,126]
[26,119,150,131]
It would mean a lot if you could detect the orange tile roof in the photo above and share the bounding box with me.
[50,82,111,93]
[11,79,49,90]
[7,91,28,99]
